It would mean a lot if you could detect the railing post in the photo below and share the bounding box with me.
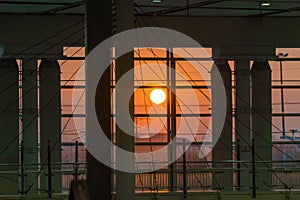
[183,139,187,198]
[74,140,79,181]
[237,139,241,191]
[251,139,256,198]
[47,140,52,199]
[20,140,25,196]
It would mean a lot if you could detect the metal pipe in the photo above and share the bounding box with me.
[47,140,52,199]
[251,139,256,198]
[167,48,174,192]
[20,140,25,195]
[237,139,241,191]
[183,139,187,198]
[171,49,177,191]
[280,59,286,139]
[74,140,79,181]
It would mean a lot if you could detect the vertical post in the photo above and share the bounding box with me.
[47,140,52,199]
[251,139,256,199]
[170,50,177,191]
[279,60,286,138]
[20,141,25,196]
[167,49,174,192]
[182,139,187,198]
[236,139,241,191]
[74,140,78,181]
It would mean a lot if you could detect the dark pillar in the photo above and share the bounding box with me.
[115,0,135,199]
[86,0,112,199]
[0,59,19,194]
[251,60,272,190]
[235,59,251,190]
[39,59,62,193]
[22,58,38,192]
[212,59,233,190]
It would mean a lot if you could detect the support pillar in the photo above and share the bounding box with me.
[0,59,19,194]
[251,60,272,190]
[235,59,251,190]
[212,59,233,190]
[86,0,112,199]
[22,58,38,192]
[115,0,135,199]
[39,59,61,193]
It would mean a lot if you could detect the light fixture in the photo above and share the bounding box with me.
[261,2,271,7]
[152,0,163,3]
[150,89,166,105]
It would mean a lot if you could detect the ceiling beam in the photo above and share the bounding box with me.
[250,5,300,17]
[0,1,69,5]
[140,0,224,16]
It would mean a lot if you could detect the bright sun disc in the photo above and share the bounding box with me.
[150,89,166,104]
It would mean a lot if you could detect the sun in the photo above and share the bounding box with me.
[150,89,166,104]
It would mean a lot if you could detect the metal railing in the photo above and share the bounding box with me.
[1,160,300,197]
[0,139,300,198]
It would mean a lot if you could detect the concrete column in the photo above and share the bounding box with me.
[39,59,61,193]
[115,0,135,199]
[212,59,233,190]
[86,0,112,199]
[22,58,38,192]
[0,59,19,194]
[235,59,251,190]
[251,61,272,190]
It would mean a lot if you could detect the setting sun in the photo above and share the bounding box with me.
[150,89,166,104]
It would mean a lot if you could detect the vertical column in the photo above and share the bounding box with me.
[235,59,251,190]
[86,0,112,199]
[115,0,135,199]
[0,59,19,194]
[39,59,61,193]
[212,59,233,190]
[251,60,272,190]
[22,58,38,192]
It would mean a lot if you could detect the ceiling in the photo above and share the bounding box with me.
[0,0,300,17]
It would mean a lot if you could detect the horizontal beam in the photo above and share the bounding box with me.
[0,14,84,57]
[0,14,300,58]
